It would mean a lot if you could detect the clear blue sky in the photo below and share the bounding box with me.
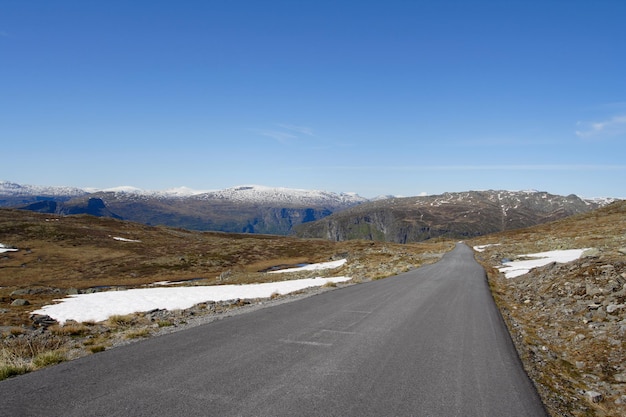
[2,1,625,198]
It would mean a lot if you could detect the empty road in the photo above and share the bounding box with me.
[0,243,547,416]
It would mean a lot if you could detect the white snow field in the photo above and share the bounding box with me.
[473,244,501,252]
[496,249,588,278]
[268,259,347,274]
[0,243,18,254]
[112,236,142,242]
[32,275,352,324]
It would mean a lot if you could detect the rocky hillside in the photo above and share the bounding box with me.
[294,190,609,243]
[471,201,626,417]
[0,182,367,235]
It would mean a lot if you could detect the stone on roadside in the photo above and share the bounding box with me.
[31,314,58,327]
[585,391,603,403]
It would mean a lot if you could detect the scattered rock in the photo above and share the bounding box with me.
[607,304,625,314]
[31,314,58,327]
[10,298,30,306]
[614,373,626,383]
[582,248,601,258]
[585,391,603,403]
[10,289,30,296]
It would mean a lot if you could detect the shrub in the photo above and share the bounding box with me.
[32,350,66,368]
[107,314,134,327]
[50,323,88,337]
[89,346,106,354]
[0,364,29,380]
[0,348,30,381]
[125,329,151,339]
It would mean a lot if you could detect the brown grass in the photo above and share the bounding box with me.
[0,208,455,381]
[1,208,453,327]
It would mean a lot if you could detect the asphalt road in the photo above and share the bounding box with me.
[0,243,547,417]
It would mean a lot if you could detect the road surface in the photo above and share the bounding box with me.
[0,243,547,416]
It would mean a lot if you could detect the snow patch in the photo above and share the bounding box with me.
[473,244,500,252]
[112,237,142,243]
[268,259,347,274]
[497,249,588,278]
[0,243,18,254]
[31,276,352,324]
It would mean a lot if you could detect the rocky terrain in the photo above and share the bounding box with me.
[295,190,610,243]
[471,200,626,417]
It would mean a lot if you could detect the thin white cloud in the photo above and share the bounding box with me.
[575,114,626,138]
[276,124,314,136]
[301,164,626,171]
[254,129,298,143]
[253,123,314,144]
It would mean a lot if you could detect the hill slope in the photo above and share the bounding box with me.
[470,201,626,417]
[294,190,607,243]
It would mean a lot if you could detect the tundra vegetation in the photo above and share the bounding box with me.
[2,201,625,417]
[0,208,451,380]
[471,200,626,417]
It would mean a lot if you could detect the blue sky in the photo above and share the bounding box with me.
[2,1,625,198]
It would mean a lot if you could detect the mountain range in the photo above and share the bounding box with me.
[0,181,367,235]
[293,190,614,242]
[0,181,617,241]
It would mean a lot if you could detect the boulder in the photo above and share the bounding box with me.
[10,298,30,306]
[31,314,58,327]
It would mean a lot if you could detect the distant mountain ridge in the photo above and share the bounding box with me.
[0,181,617,238]
[0,181,366,206]
[293,190,617,243]
[0,181,368,234]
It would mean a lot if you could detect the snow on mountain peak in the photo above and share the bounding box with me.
[0,181,87,197]
[193,185,368,206]
[0,181,368,207]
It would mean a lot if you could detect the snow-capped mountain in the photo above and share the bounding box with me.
[0,181,367,207]
[1,182,619,239]
[0,181,88,198]
[87,185,210,198]
[0,181,369,235]
[192,185,367,207]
